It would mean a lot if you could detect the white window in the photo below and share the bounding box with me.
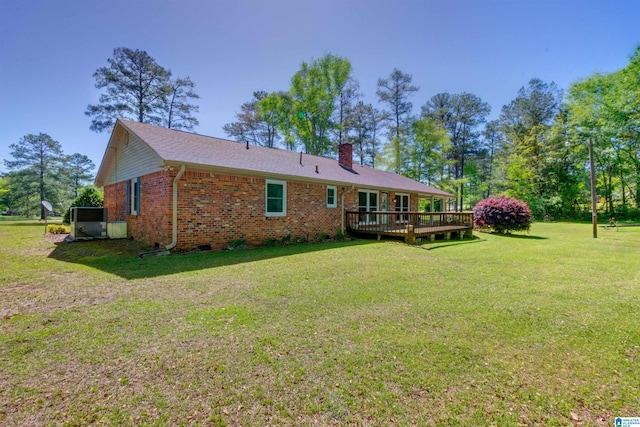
[326,185,337,208]
[358,190,378,223]
[265,179,286,217]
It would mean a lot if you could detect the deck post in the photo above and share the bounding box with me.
[405,224,416,244]
[445,232,451,240]
[430,197,435,226]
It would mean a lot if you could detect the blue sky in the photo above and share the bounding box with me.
[1,0,638,174]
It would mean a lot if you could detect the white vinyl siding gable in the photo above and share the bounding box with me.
[100,128,164,186]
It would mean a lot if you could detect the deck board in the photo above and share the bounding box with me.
[348,224,472,237]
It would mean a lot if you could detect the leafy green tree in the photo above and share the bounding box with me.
[422,92,490,210]
[344,101,383,167]
[475,120,504,199]
[224,91,281,148]
[376,68,419,173]
[4,169,39,216]
[4,133,65,219]
[406,117,451,186]
[259,91,296,150]
[86,47,199,132]
[600,47,640,212]
[565,72,621,215]
[496,78,565,217]
[64,153,95,198]
[500,78,561,144]
[258,54,352,156]
[0,175,9,212]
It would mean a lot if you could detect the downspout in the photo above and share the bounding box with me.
[165,165,186,250]
[341,185,355,234]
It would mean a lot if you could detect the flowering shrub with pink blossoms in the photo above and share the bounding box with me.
[473,196,532,234]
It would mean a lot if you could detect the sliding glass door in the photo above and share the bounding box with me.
[358,190,378,224]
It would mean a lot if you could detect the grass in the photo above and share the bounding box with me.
[1,220,639,426]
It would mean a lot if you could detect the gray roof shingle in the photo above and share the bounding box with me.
[103,119,453,198]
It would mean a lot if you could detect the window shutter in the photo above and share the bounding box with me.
[135,177,141,214]
[126,180,131,215]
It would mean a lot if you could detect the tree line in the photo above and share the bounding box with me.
[2,46,639,220]
[224,49,640,219]
[2,134,94,218]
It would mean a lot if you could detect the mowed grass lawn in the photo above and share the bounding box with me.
[1,220,639,426]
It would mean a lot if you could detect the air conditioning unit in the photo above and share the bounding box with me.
[69,207,108,240]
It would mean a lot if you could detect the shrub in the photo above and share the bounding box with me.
[281,234,292,245]
[47,224,68,234]
[313,232,329,242]
[226,238,246,251]
[473,195,532,234]
[262,238,280,247]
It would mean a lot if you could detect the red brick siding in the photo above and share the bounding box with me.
[103,171,171,247]
[174,171,346,251]
[135,172,171,247]
[102,169,421,252]
[103,181,127,221]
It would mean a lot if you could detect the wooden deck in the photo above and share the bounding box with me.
[346,211,474,243]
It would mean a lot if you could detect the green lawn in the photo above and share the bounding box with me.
[1,221,639,426]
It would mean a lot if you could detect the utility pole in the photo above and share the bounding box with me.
[589,137,597,238]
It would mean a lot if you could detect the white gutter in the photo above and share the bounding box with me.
[165,165,186,250]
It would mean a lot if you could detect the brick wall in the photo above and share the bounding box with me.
[136,171,171,247]
[104,181,127,221]
[174,171,347,251]
[103,170,171,248]
[103,169,422,252]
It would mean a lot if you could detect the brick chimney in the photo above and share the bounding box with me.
[338,143,353,169]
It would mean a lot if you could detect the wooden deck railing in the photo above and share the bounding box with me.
[345,211,474,238]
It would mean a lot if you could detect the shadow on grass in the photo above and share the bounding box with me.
[48,238,378,280]
[417,235,485,251]
[477,231,548,240]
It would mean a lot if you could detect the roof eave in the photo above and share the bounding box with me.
[162,160,454,197]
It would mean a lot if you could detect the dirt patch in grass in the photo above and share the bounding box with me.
[44,233,68,244]
[49,237,150,259]
[2,236,152,318]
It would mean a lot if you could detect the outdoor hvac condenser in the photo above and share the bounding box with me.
[69,207,108,240]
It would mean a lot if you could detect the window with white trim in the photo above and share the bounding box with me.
[326,185,337,208]
[265,179,286,216]
[358,190,378,224]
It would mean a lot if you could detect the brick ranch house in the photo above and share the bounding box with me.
[94,119,456,251]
